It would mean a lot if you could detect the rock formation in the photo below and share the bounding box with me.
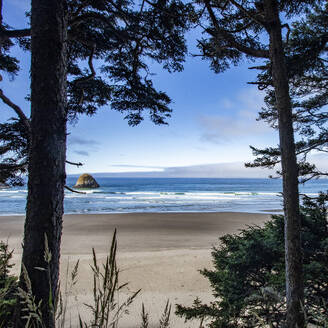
[74,173,99,189]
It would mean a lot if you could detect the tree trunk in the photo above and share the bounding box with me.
[264,1,304,327]
[17,1,67,327]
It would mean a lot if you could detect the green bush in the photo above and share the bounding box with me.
[0,241,18,328]
[176,194,328,327]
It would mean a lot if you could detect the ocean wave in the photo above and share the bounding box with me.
[63,191,283,202]
[125,191,158,195]
[0,190,25,193]
[0,177,323,215]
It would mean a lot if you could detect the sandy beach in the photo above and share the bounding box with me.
[0,212,270,327]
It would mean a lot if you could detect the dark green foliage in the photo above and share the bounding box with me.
[0,0,192,184]
[176,194,328,327]
[0,118,28,185]
[0,241,18,328]
[65,0,191,125]
[0,24,20,76]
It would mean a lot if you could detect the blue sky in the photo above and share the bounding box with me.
[1,0,283,177]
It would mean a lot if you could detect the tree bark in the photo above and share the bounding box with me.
[264,1,304,327]
[17,1,67,327]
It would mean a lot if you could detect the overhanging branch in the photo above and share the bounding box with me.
[0,28,31,38]
[0,89,31,134]
[203,0,269,59]
[248,65,269,70]
[65,185,86,194]
[66,160,83,167]
[0,162,27,170]
[73,45,96,104]
[228,0,265,26]
[247,81,272,90]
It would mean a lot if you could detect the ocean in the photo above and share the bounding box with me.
[1,177,327,216]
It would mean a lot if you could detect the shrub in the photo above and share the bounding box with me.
[0,241,18,328]
[176,194,328,327]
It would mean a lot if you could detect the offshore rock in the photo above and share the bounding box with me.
[74,173,99,189]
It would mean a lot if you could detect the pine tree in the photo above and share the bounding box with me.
[247,3,328,183]
[186,0,321,326]
[0,1,191,326]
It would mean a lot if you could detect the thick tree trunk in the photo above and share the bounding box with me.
[17,1,67,327]
[264,1,304,327]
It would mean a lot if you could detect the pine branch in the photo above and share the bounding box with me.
[67,33,95,47]
[66,160,83,167]
[300,171,328,184]
[203,0,269,58]
[69,2,89,20]
[64,185,86,194]
[228,0,265,26]
[0,89,31,134]
[0,162,27,170]
[73,46,96,85]
[0,144,11,155]
[70,12,112,28]
[226,21,253,34]
[143,0,188,20]
[248,65,269,70]
[73,45,96,104]
[247,81,272,90]
[0,28,31,38]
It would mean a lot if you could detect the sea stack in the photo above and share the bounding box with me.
[74,173,99,189]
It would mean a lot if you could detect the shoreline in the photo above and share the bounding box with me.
[0,212,271,254]
[0,209,282,216]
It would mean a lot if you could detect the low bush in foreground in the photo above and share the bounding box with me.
[176,194,328,327]
[0,241,17,328]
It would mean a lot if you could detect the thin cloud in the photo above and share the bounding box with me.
[163,162,274,178]
[107,164,164,173]
[109,164,165,169]
[68,136,100,146]
[198,88,271,143]
[90,162,275,178]
[74,150,89,157]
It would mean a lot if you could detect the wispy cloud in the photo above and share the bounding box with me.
[93,162,275,178]
[162,162,273,178]
[74,150,89,157]
[109,164,164,169]
[198,88,271,143]
[107,164,164,172]
[68,136,100,146]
